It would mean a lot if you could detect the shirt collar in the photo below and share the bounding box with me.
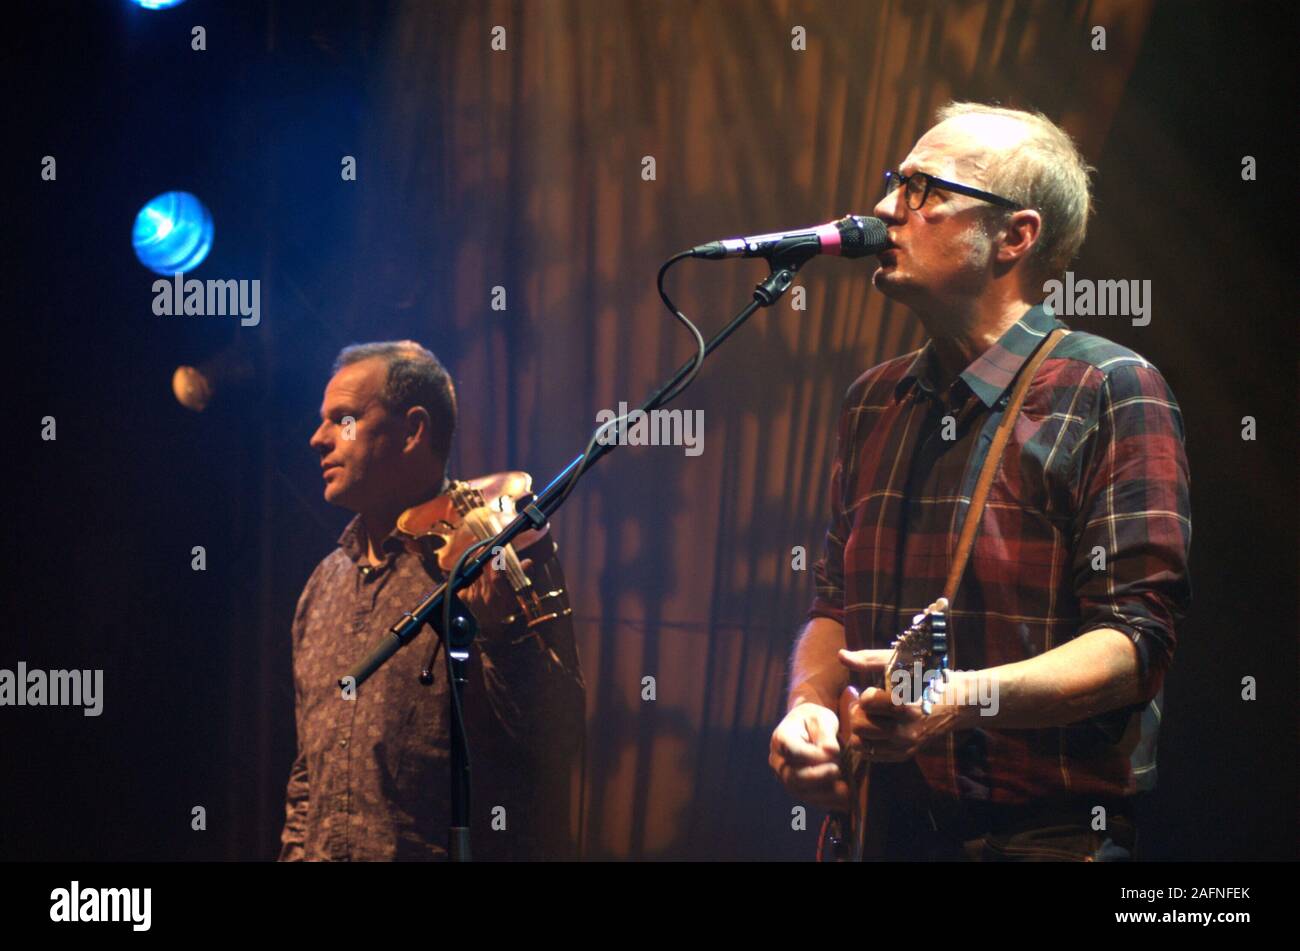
[337,479,454,567]
[895,304,1065,409]
[337,513,406,567]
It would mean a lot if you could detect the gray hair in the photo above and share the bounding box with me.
[332,340,457,462]
[934,101,1095,283]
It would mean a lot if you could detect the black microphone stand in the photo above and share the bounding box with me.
[341,243,819,861]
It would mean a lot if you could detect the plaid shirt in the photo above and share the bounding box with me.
[809,304,1191,805]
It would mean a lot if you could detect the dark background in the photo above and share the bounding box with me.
[4,0,1295,861]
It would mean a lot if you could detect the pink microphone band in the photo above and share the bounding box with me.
[812,222,843,255]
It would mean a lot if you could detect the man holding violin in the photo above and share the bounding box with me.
[278,340,585,861]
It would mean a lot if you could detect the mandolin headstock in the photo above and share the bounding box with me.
[886,597,950,714]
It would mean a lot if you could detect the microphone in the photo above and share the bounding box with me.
[689,214,888,261]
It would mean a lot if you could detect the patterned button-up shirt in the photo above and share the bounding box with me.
[279,507,584,861]
[809,304,1191,805]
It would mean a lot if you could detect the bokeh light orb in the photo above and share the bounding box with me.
[132,0,188,9]
[132,191,213,275]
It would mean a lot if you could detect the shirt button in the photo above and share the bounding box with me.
[339,739,348,747]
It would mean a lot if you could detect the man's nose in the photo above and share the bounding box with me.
[309,424,329,452]
[873,189,905,224]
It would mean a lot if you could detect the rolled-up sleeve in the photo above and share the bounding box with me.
[1070,362,1192,700]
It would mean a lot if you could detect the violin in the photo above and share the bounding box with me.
[395,471,567,629]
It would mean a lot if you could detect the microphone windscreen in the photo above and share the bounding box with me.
[840,216,889,258]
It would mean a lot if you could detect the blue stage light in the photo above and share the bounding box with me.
[132,191,214,275]
[132,0,188,9]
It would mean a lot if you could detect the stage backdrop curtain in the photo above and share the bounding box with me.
[323,0,1152,858]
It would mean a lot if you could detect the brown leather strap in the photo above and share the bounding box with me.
[941,327,1068,607]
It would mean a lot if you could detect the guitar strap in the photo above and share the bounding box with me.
[941,327,1069,614]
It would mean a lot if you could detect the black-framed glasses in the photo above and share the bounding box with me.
[883,169,1022,211]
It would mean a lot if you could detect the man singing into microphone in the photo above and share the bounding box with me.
[768,103,1190,860]
[279,340,585,861]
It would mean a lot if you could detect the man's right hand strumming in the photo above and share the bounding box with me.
[768,702,851,812]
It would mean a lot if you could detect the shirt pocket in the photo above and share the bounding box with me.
[988,395,1087,534]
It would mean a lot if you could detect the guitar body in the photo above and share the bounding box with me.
[817,601,948,862]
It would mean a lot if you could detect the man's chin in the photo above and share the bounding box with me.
[872,267,907,299]
[322,484,355,510]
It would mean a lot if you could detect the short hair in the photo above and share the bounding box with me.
[332,340,457,462]
[933,101,1095,283]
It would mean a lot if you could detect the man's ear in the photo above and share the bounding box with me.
[403,405,432,455]
[996,208,1041,267]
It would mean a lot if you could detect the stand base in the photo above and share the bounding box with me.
[449,826,471,863]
